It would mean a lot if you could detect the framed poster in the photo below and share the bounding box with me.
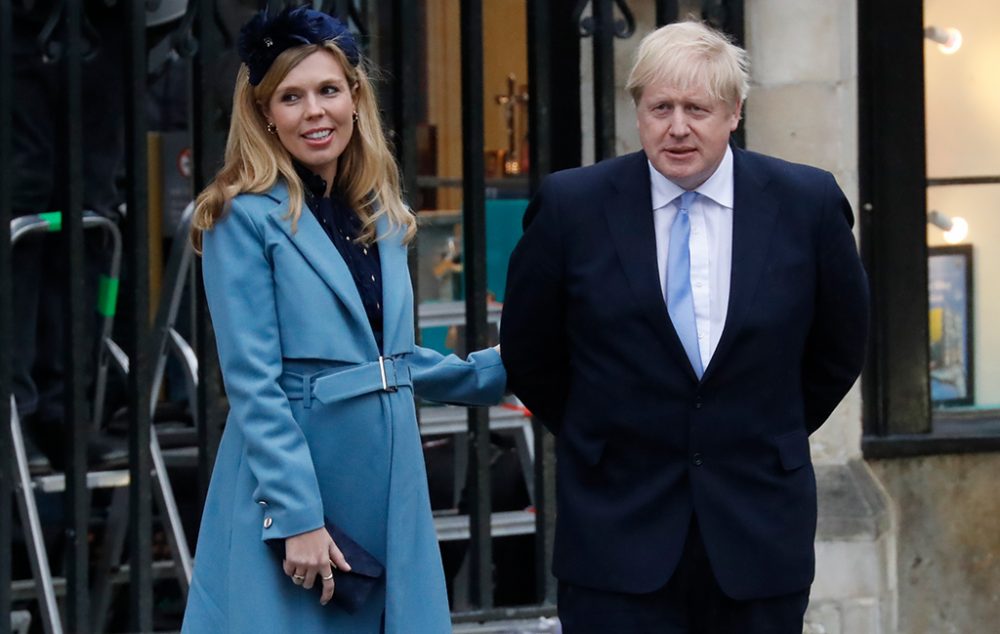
[928,245,975,406]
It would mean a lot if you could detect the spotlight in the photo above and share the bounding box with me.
[928,210,969,244]
[924,26,963,54]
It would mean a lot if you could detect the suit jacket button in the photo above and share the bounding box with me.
[263,516,273,529]
[692,453,703,466]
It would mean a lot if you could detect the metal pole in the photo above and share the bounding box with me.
[334,0,350,21]
[192,0,226,502]
[388,0,422,340]
[61,1,90,629]
[393,0,419,209]
[528,0,552,190]
[592,0,616,161]
[460,0,493,609]
[656,0,679,26]
[123,0,153,629]
[527,0,557,605]
[0,0,13,629]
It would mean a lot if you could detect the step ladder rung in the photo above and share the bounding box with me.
[420,404,529,436]
[434,510,537,542]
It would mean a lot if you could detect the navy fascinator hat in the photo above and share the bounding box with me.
[238,5,361,86]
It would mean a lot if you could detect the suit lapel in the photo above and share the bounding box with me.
[702,148,779,382]
[604,152,699,380]
[264,183,376,349]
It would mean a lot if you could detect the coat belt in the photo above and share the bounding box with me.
[280,356,412,408]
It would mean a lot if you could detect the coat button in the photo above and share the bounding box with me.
[692,453,703,466]
[263,517,273,529]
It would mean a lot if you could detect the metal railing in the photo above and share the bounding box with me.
[0,1,745,631]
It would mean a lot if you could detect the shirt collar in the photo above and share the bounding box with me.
[649,145,734,210]
[292,160,329,203]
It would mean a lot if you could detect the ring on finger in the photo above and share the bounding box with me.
[292,574,305,584]
[329,559,338,570]
[321,571,334,581]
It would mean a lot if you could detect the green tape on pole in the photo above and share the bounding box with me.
[96,275,119,317]
[38,211,62,232]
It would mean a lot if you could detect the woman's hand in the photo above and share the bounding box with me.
[282,527,352,605]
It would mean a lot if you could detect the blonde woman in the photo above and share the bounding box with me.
[181,7,505,633]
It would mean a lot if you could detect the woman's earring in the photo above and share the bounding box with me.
[352,111,359,123]
[266,122,277,135]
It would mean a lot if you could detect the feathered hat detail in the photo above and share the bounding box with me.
[238,5,360,86]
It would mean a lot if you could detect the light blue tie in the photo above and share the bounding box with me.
[666,191,703,378]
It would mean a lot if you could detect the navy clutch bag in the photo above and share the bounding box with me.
[267,519,385,613]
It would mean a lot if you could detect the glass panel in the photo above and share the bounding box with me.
[925,0,1000,414]
[415,0,530,355]
[926,185,1000,409]
[924,0,1000,178]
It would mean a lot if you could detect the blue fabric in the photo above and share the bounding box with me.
[182,181,506,634]
[666,191,703,378]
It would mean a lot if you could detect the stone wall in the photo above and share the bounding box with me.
[869,454,1000,633]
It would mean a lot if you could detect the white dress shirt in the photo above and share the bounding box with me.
[650,146,734,368]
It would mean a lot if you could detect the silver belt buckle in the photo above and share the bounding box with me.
[378,356,398,393]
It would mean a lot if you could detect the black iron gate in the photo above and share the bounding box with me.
[0,1,743,631]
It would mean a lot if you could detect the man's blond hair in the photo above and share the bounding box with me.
[626,21,750,107]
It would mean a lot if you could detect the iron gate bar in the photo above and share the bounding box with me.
[387,0,421,340]
[528,0,553,187]
[60,1,92,629]
[123,0,154,629]
[459,0,494,610]
[333,0,350,21]
[0,0,12,631]
[702,0,745,148]
[656,0,679,26]
[526,0,557,606]
[192,0,226,503]
[391,0,419,210]
[591,0,616,161]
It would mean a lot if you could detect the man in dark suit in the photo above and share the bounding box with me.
[500,21,869,633]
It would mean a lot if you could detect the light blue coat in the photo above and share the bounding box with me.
[181,182,506,633]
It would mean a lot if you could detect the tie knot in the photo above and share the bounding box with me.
[677,191,698,213]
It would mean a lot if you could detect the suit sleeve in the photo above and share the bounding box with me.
[202,199,325,541]
[499,177,570,433]
[410,345,506,406]
[802,174,871,433]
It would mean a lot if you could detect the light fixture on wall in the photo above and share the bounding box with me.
[928,210,969,244]
[924,26,963,54]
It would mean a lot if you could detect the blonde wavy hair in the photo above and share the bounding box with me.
[191,41,415,251]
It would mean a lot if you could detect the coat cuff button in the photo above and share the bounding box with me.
[263,516,273,529]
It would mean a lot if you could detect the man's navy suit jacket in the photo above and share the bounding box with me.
[500,147,870,600]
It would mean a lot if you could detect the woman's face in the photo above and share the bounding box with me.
[263,49,356,189]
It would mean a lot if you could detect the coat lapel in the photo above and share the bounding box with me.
[376,213,410,354]
[264,183,376,350]
[702,148,779,382]
[603,152,699,380]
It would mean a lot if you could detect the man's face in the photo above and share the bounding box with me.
[636,78,741,190]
